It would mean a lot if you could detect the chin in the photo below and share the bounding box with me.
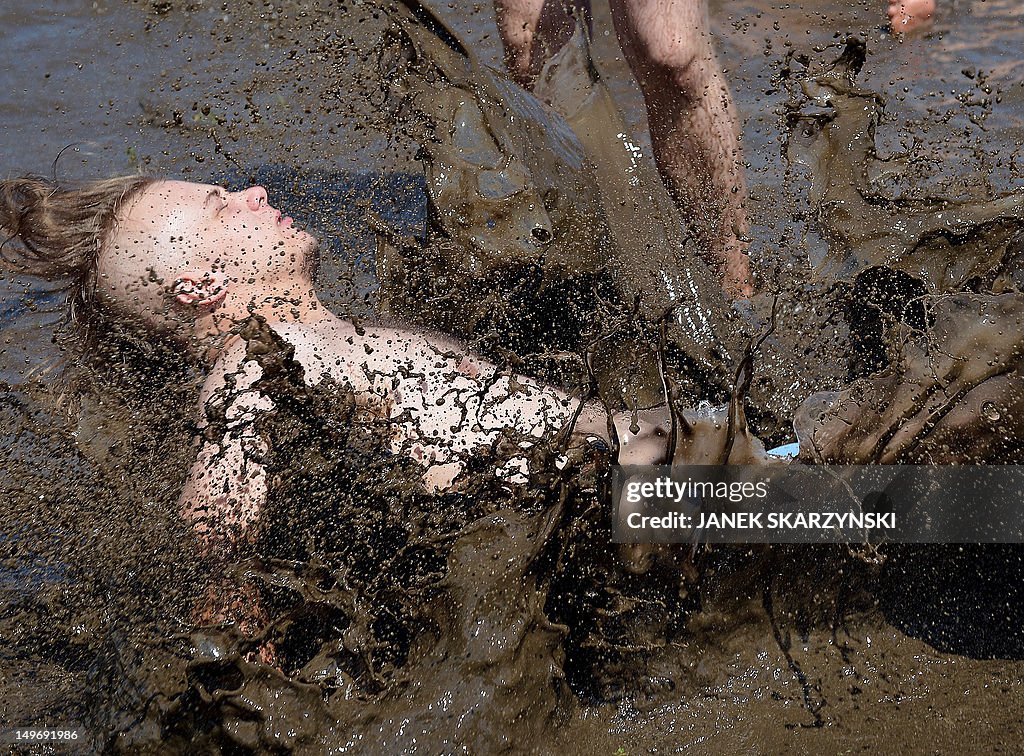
[290,227,317,250]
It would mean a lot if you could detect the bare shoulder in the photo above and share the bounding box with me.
[200,317,484,417]
[356,321,487,379]
[268,318,373,389]
[197,337,273,429]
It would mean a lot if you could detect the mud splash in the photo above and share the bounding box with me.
[2,0,1024,753]
[95,316,604,751]
[797,292,1024,463]
[369,0,742,412]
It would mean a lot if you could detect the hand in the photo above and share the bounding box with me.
[192,578,281,667]
[614,406,674,466]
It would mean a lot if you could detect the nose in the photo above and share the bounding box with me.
[240,185,268,211]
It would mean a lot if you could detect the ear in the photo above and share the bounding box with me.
[172,271,229,309]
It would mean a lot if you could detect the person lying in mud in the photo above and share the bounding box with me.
[0,174,678,619]
[7,170,1018,632]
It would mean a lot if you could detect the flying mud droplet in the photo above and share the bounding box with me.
[982,401,1002,422]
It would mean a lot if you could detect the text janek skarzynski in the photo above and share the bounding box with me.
[624,509,897,530]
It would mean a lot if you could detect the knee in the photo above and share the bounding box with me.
[630,27,714,100]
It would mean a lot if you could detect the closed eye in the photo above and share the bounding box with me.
[205,187,229,215]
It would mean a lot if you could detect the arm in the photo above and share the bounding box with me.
[179,321,673,624]
[352,326,673,486]
[178,340,272,632]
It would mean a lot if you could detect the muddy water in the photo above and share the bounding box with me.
[2,0,1024,753]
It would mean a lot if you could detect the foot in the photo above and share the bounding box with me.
[887,0,936,34]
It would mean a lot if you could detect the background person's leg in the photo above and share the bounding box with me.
[609,0,751,297]
[493,0,586,87]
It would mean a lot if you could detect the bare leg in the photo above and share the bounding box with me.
[609,0,751,297]
[493,0,583,87]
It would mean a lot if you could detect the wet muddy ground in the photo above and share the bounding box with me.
[2,0,1024,752]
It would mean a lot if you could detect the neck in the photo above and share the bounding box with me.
[191,283,337,364]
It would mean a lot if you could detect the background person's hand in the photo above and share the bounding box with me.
[887,0,936,34]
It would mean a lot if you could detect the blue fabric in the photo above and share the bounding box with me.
[766,441,800,458]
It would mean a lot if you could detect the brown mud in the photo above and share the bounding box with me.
[2,0,1024,753]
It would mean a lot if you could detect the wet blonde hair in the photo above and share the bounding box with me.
[0,175,173,412]
[0,174,156,332]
